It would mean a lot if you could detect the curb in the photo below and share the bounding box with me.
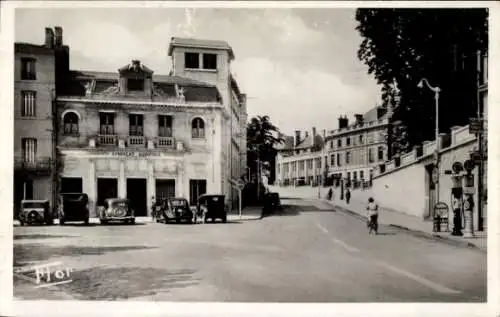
[326,201,486,253]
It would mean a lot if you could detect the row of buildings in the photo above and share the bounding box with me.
[275,106,390,189]
[14,27,248,217]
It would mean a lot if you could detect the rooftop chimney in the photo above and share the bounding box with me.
[354,114,364,125]
[312,127,317,146]
[45,27,54,48]
[338,116,349,129]
[294,130,301,148]
[54,26,63,47]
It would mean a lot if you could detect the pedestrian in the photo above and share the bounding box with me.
[366,197,379,235]
[327,188,333,200]
[345,188,351,204]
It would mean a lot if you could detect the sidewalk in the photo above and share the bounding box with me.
[324,197,487,252]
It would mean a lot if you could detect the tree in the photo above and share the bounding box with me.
[246,115,284,185]
[355,9,488,152]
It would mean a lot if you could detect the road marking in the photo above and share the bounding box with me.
[375,261,462,294]
[316,223,360,253]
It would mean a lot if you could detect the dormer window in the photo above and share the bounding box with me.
[203,53,217,70]
[128,78,144,92]
[185,52,200,69]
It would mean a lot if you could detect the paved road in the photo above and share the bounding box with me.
[13,198,486,302]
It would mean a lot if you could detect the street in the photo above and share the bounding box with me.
[13,198,486,302]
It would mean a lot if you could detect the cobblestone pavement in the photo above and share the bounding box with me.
[13,199,486,302]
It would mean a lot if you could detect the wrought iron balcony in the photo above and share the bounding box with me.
[14,156,52,174]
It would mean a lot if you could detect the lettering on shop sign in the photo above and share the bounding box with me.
[111,151,157,158]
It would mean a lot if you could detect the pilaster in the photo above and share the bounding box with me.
[118,160,126,198]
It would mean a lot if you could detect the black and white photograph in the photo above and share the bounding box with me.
[1,1,498,316]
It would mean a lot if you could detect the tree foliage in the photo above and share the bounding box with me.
[355,9,488,151]
[246,115,284,184]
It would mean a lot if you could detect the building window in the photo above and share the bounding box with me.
[129,114,144,136]
[346,151,351,164]
[346,137,351,146]
[330,154,334,166]
[360,171,364,179]
[347,172,351,180]
[192,117,205,138]
[330,140,334,149]
[21,58,36,80]
[63,112,79,135]
[337,153,341,166]
[359,135,364,144]
[100,112,115,135]
[307,159,313,169]
[185,52,200,69]
[22,138,37,163]
[317,158,321,169]
[158,115,173,137]
[337,139,342,147]
[378,146,384,161]
[368,148,374,163]
[353,171,357,180]
[299,161,305,171]
[127,78,144,92]
[21,91,36,117]
[203,53,217,70]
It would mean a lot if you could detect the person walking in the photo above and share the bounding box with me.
[345,188,351,204]
[327,187,333,200]
[366,197,379,235]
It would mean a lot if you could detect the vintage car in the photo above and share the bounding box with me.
[19,199,53,226]
[197,194,227,223]
[58,193,90,225]
[99,198,135,225]
[162,197,194,224]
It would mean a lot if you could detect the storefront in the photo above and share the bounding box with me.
[60,149,219,217]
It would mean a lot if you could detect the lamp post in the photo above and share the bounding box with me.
[417,78,441,214]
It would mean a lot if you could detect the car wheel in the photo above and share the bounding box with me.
[211,217,215,223]
[100,220,108,225]
[46,218,54,225]
[84,218,89,225]
[130,218,135,225]
[222,216,227,223]
[59,216,65,226]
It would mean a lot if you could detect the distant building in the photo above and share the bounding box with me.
[324,107,390,189]
[275,127,325,186]
[13,27,69,215]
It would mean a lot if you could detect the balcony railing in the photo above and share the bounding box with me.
[156,137,175,149]
[128,135,145,147]
[14,156,52,173]
[98,134,117,146]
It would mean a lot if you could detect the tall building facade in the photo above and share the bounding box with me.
[168,38,248,211]
[14,28,247,217]
[13,27,69,215]
[324,108,390,188]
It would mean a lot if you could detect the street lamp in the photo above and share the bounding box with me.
[417,78,441,211]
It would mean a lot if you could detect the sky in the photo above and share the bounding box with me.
[15,7,382,136]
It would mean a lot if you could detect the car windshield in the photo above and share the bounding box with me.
[170,200,187,207]
[22,202,46,208]
[112,201,128,208]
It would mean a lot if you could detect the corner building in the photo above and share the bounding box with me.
[58,37,247,217]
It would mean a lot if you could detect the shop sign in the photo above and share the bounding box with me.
[111,151,158,158]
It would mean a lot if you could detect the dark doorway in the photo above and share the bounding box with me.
[127,178,147,216]
[97,178,117,207]
[61,177,83,193]
[156,179,176,201]
[425,164,436,219]
[189,179,207,206]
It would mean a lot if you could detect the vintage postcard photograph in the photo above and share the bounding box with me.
[0,1,498,316]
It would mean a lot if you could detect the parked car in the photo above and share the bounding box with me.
[58,193,90,225]
[99,198,135,225]
[197,194,226,223]
[19,199,52,226]
[162,197,194,224]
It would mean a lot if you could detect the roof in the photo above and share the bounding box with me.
[15,43,54,56]
[60,70,222,103]
[276,133,324,151]
[168,37,235,60]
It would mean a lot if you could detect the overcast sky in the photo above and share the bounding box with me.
[15,7,381,135]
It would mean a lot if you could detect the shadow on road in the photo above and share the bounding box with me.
[14,234,78,240]
[14,244,157,264]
